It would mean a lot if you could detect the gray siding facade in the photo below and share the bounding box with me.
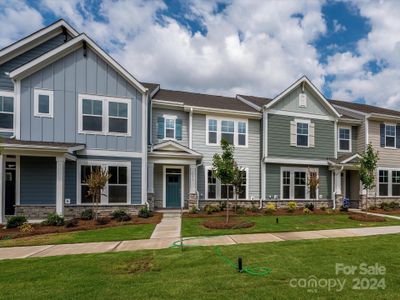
[20,47,144,152]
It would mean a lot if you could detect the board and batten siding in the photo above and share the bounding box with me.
[265,163,332,200]
[369,120,400,167]
[193,114,261,200]
[268,114,335,159]
[20,47,143,152]
[152,107,189,147]
[0,33,73,91]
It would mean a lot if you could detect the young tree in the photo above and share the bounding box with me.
[359,143,379,214]
[307,169,320,205]
[212,139,236,223]
[232,162,245,213]
[85,168,111,220]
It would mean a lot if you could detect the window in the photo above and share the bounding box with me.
[82,99,103,132]
[296,122,309,147]
[238,122,247,146]
[238,170,247,199]
[79,94,130,135]
[0,94,13,130]
[294,171,306,199]
[208,119,217,144]
[379,170,389,196]
[80,165,101,203]
[34,89,53,118]
[108,166,128,203]
[207,169,216,199]
[339,127,351,151]
[221,184,234,199]
[79,161,130,204]
[282,171,290,199]
[221,120,234,144]
[392,171,400,196]
[385,125,396,148]
[109,102,128,133]
[165,117,175,139]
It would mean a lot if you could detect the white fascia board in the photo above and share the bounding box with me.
[266,76,341,118]
[0,19,79,65]
[9,34,147,95]
[264,157,329,166]
[236,95,262,111]
[341,154,361,164]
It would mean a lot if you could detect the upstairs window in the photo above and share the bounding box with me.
[339,127,351,151]
[165,117,176,139]
[0,94,13,130]
[238,122,247,146]
[385,124,396,148]
[296,122,309,147]
[221,120,234,144]
[109,102,128,133]
[82,99,103,132]
[208,119,217,144]
[34,89,53,118]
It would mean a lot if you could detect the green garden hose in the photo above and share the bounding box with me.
[171,238,272,277]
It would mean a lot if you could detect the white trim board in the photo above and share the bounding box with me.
[0,90,15,134]
[77,149,144,158]
[34,88,54,118]
[267,109,337,121]
[264,157,329,166]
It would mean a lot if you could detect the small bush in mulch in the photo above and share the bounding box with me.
[65,218,79,228]
[202,219,255,229]
[81,209,94,220]
[349,213,386,222]
[96,217,111,225]
[6,215,27,229]
[42,213,65,226]
[111,209,132,222]
[138,206,153,218]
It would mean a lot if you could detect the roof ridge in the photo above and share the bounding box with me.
[157,87,238,100]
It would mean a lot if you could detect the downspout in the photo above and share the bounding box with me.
[189,107,193,149]
[195,161,203,208]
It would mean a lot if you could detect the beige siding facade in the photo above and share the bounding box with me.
[369,120,400,167]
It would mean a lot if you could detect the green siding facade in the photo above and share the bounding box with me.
[265,164,332,200]
[268,114,335,159]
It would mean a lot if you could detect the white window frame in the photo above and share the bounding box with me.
[78,94,131,136]
[338,126,352,152]
[163,114,177,140]
[0,90,15,132]
[207,118,218,145]
[34,88,54,118]
[205,115,248,147]
[76,160,131,205]
[377,168,400,197]
[384,123,396,149]
[295,119,310,148]
[204,166,249,200]
[280,167,319,200]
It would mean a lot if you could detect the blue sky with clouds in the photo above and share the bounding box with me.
[1,0,400,109]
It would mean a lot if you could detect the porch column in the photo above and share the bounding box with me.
[189,164,197,194]
[0,154,4,224]
[147,162,154,193]
[334,169,342,195]
[56,156,65,216]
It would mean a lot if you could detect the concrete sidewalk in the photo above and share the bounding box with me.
[349,209,400,220]
[1,225,400,260]
[150,211,181,239]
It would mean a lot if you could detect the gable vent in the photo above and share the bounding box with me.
[299,93,307,108]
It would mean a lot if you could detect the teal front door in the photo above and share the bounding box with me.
[166,169,182,208]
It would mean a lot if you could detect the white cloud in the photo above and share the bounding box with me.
[332,19,346,33]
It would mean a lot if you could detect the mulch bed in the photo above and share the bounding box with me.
[185,208,341,218]
[349,213,386,222]
[368,209,400,215]
[0,213,162,240]
[203,219,255,229]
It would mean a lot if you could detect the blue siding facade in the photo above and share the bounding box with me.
[65,160,77,204]
[20,156,56,205]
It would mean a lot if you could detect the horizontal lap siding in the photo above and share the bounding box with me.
[268,114,335,159]
[369,120,400,167]
[20,156,56,205]
[193,114,261,200]
[20,47,143,152]
[152,108,189,147]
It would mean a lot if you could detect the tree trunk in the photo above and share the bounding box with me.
[226,185,230,223]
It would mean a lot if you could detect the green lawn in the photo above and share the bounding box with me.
[0,224,156,248]
[182,214,400,237]
[0,234,399,299]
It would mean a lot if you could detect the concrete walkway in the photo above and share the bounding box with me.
[150,211,181,239]
[350,209,400,220]
[1,225,400,260]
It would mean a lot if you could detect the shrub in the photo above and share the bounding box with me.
[320,206,327,211]
[111,209,132,222]
[190,206,198,214]
[19,223,34,233]
[6,215,27,229]
[237,207,246,215]
[389,201,400,210]
[368,205,377,211]
[96,217,111,225]
[80,209,94,220]
[65,218,79,228]
[249,205,259,213]
[287,201,297,213]
[303,207,312,214]
[42,213,65,226]
[305,203,314,211]
[138,206,153,218]
[204,205,219,214]
[264,202,276,214]
[217,202,226,211]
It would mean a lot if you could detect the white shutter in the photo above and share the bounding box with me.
[309,122,315,147]
[290,121,297,146]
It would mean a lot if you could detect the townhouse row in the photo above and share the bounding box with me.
[0,20,399,221]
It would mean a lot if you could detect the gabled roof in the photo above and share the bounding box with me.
[9,34,147,94]
[152,88,260,115]
[265,76,341,118]
[0,19,79,65]
[328,153,361,165]
[150,140,202,158]
[330,99,400,118]
[237,94,272,109]
[141,82,160,97]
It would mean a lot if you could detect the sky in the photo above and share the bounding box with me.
[1,0,400,109]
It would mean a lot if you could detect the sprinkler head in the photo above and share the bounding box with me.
[238,257,243,273]
[276,217,279,224]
